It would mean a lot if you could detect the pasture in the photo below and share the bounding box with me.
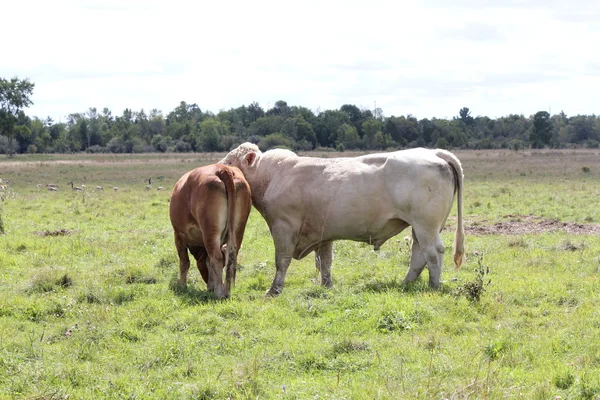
[1,149,599,399]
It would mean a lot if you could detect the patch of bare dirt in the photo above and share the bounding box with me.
[35,229,76,237]
[464,215,600,236]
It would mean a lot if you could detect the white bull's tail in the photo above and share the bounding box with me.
[436,150,465,270]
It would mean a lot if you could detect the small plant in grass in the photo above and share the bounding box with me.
[483,341,504,361]
[582,166,591,173]
[378,310,411,332]
[455,251,491,303]
[0,189,6,234]
[553,369,575,389]
[579,371,600,399]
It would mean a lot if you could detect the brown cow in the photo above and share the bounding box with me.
[169,164,252,299]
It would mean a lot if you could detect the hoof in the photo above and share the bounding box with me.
[265,287,282,297]
[428,281,442,290]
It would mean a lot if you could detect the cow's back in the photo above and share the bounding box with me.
[170,165,228,247]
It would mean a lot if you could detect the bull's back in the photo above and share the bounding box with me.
[274,150,455,254]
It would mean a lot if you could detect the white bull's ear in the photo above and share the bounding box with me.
[244,152,257,167]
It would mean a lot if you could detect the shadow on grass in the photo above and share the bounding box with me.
[360,276,454,296]
[168,276,219,305]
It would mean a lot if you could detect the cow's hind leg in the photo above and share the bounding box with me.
[174,235,190,287]
[205,239,228,299]
[404,227,446,288]
[189,246,209,284]
[315,241,333,287]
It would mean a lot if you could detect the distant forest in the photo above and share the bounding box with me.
[1,79,599,154]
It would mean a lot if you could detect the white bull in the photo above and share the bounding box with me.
[220,143,464,296]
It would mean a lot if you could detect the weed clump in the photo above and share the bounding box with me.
[558,240,585,251]
[27,271,74,294]
[155,256,176,269]
[553,370,575,389]
[378,310,411,332]
[57,274,73,288]
[455,252,491,303]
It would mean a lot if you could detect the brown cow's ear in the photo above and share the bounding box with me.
[245,152,256,167]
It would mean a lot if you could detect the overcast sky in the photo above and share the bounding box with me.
[2,0,599,121]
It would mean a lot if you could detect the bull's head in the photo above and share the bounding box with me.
[219,143,261,171]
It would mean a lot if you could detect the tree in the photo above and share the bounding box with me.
[198,118,226,151]
[266,100,291,118]
[340,104,365,137]
[458,107,474,126]
[247,102,265,122]
[294,116,317,149]
[384,115,419,146]
[337,123,362,149]
[530,111,553,148]
[314,110,350,147]
[0,77,35,156]
[362,119,382,149]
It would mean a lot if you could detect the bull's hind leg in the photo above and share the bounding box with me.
[267,250,293,296]
[404,227,446,288]
[267,222,296,296]
[189,246,208,284]
[315,241,333,287]
[174,234,191,287]
[403,230,427,284]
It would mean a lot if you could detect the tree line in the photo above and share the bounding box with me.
[2,76,600,155]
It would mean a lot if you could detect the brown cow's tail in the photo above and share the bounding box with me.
[216,166,237,291]
[436,150,465,270]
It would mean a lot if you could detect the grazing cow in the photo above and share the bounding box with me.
[220,143,464,296]
[169,164,252,299]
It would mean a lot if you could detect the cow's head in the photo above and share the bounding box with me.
[219,142,261,172]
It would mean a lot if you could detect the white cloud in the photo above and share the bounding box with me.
[1,0,599,120]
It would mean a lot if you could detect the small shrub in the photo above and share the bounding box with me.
[455,252,491,303]
[86,145,105,153]
[582,166,591,173]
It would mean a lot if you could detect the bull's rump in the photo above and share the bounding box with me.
[264,148,457,258]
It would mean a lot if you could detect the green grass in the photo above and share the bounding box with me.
[1,149,600,399]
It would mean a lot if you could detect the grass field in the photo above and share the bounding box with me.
[1,149,599,399]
